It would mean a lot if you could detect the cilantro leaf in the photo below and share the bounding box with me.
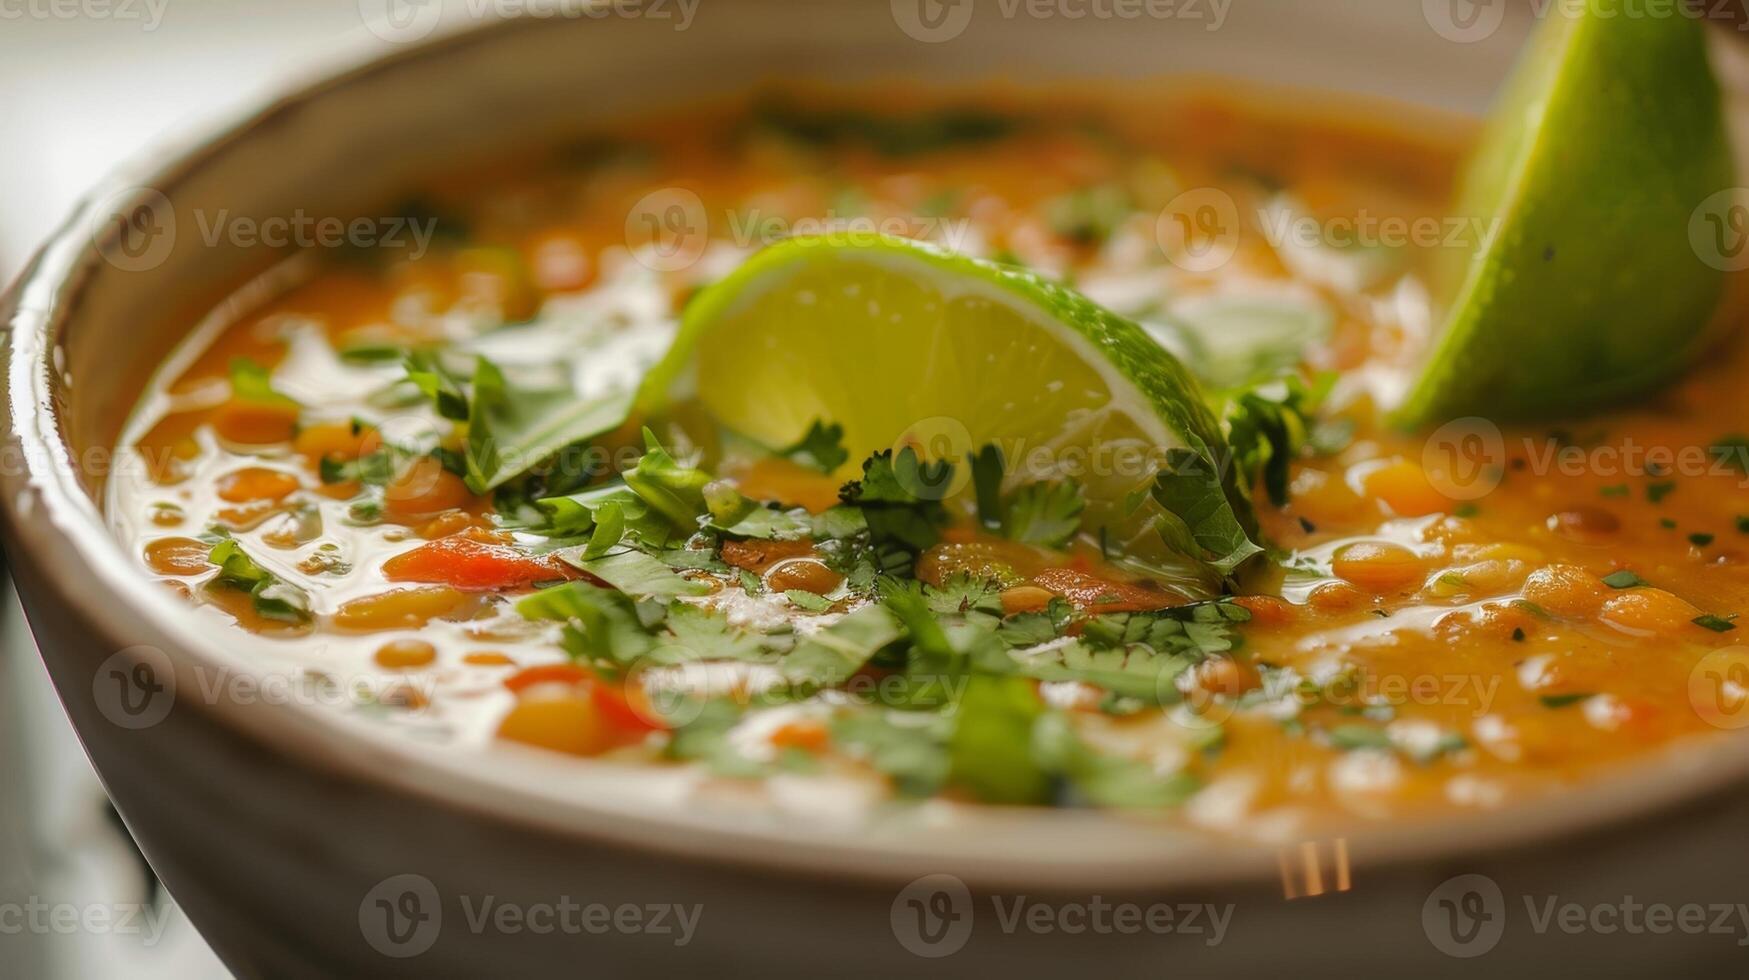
[784,589,834,612]
[206,538,312,624]
[404,353,632,493]
[516,581,654,667]
[780,420,849,474]
[838,448,951,565]
[948,674,1051,805]
[1708,434,1749,474]
[1033,712,1199,808]
[227,357,298,409]
[622,428,712,528]
[569,550,711,600]
[1219,374,1326,508]
[1694,614,1738,633]
[967,443,1005,530]
[1001,479,1085,549]
[830,708,952,798]
[529,484,674,550]
[653,603,779,664]
[1152,447,1264,574]
[778,604,905,687]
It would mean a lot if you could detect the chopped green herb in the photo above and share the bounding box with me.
[1540,693,1593,709]
[947,674,1051,805]
[1689,532,1715,547]
[1327,724,1392,751]
[779,420,849,475]
[206,539,312,624]
[1693,614,1739,633]
[570,550,710,600]
[1646,481,1677,504]
[1599,484,1629,498]
[227,357,298,408]
[1602,570,1648,589]
[1707,434,1749,474]
[784,589,834,613]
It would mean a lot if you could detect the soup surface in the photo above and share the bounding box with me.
[108,89,1749,840]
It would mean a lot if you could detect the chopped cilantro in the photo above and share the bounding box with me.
[1540,693,1593,709]
[1032,712,1200,808]
[1646,481,1677,504]
[1044,184,1132,246]
[784,589,834,613]
[1327,724,1392,751]
[516,581,654,667]
[779,420,849,474]
[1694,614,1739,633]
[966,443,1005,531]
[1689,532,1716,547]
[1599,484,1629,498]
[1602,570,1648,589]
[1708,434,1749,474]
[947,674,1051,805]
[206,538,312,624]
[1001,479,1086,549]
[227,357,298,408]
[570,550,710,600]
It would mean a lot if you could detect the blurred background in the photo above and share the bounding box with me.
[1,5,385,976]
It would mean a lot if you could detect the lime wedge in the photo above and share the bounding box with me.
[639,235,1260,578]
[1396,0,1734,425]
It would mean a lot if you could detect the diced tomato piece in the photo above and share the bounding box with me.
[503,663,591,694]
[591,683,665,735]
[502,665,665,736]
[719,537,816,574]
[383,529,575,591]
[1031,566,1178,613]
[1232,594,1296,626]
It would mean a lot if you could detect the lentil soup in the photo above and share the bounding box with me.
[106,90,1749,841]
